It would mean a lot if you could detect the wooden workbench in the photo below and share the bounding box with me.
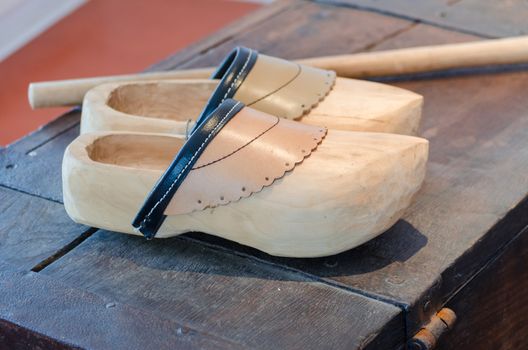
[1,1,527,349]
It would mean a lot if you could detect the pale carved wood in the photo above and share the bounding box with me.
[63,130,428,257]
[81,78,423,136]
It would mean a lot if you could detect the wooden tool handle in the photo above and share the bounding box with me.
[28,68,213,108]
[28,36,528,108]
[299,35,528,78]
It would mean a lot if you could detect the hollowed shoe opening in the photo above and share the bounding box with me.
[106,81,217,122]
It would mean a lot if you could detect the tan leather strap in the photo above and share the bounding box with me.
[193,47,336,131]
[234,53,336,120]
[165,105,327,215]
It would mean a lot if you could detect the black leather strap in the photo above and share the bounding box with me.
[132,99,245,239]
[192,47,257,133]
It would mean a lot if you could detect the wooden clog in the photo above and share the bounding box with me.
[81,47,423,136]
[64,99,428,257]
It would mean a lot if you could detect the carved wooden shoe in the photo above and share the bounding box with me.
[81,47,423,136]
[64,99,428,257]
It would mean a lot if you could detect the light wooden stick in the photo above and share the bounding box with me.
[29,36,528,108]
[28,68,213,109]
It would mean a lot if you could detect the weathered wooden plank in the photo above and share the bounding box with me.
[370,22,477,51]
[173,1,414,69]
[181,65,528,336]
[0,261,239,350]
[151,0,300,72]
[144,2,528,339]
[317,23,528,338]
[318,0,528,37]
[437,227,528,350]
[0,124,78,203]
[6,109,79,153]
[41,230,404,350]
[0,186,90,271]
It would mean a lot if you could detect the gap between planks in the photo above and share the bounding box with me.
[6,107,80,151]
[179,233,412,345]
[28,225,412,344]
[23,120,80,155]
[32,169,524,346]
[313,0,493,39]
[0,183,62,204]
[360,21,418,52]
[149,0,302,72]
[180,234,411,310]
[31,227,97,272]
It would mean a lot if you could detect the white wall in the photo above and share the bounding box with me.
[0,0,85,62]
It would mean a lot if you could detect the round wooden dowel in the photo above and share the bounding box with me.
[28,36,528,108]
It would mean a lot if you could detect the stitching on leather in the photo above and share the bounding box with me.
[221,49,253,103]
[247,64,302,107]
[192,116,280,170]
[138,101,241,229]
[182,126,327,215]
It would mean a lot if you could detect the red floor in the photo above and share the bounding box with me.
[0,0,260,146]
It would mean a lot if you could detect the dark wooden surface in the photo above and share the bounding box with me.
[0,186,91,270]
[0,261,240,350]
[437,226,528,350]
[318,0,528,37]
[41,231,404,349]
[0,0,527,349]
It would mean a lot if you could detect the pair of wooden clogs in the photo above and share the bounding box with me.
[63,47,428,257]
